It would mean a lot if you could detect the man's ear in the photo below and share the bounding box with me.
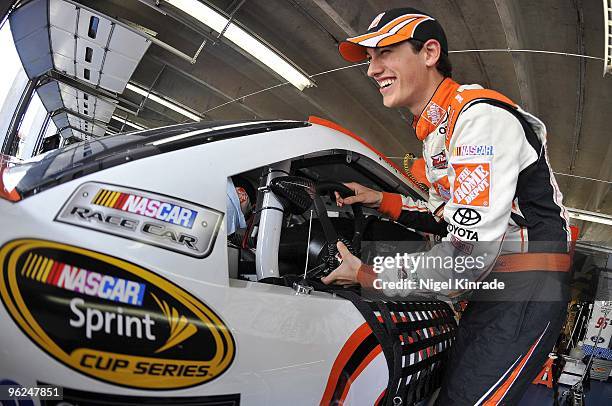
[422,39,442,68]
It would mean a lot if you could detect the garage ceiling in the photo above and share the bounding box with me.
[5,0,612,242]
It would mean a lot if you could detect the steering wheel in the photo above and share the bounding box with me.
[269,176,366,277]
[311,181,365,276]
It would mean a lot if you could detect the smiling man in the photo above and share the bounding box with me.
[323,7,571,405]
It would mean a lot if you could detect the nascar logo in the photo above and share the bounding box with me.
[92,189,197,228]
[21,253,145,306]
[454,145,494,156]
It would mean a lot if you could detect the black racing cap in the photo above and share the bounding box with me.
[338,8,448,63]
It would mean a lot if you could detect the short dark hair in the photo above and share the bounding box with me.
[408,39,452,78]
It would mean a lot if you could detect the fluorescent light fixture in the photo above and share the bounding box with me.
[166,0,314,90]
[111,115,146,131]
[568,208,612,227]
[126,83,202,122]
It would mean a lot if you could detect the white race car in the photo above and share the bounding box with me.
[0,117,456,405]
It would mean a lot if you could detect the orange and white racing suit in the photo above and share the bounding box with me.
[360,78,571,405]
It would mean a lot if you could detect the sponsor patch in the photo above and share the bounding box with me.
[452,208,482,226]
[0,239,235,389]
[56,183,223,258]
[454,145,494,157]
[423,102,446,126]
[436,183,451,201]
[434,177,451,201]
[431,151,447,169]
[447,224,479,241]
[452,163,490,207]
[450,235,474,255]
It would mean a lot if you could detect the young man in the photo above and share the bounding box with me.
[322,8,571,405]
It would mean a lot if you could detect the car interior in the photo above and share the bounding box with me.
[226,149,428,283]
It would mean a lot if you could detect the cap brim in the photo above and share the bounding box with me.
[338,33,411,63]
[338,41,368,63]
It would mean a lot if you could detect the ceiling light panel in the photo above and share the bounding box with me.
[53,54,76,77]
[49,0,77,30]
[101,52,138,82]
[49,0,77,77]
[98,74,126,93]
[125,83,201,121]
[49,27,75,59]
[166,0,314,91]
[108,24,150,62]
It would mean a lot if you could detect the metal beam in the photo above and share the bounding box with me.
[493,0,538,113]
[309,0,357,37]
[32,111,51,157]
[58,125,97,139]
[569,0,586,173]
[51,107,109,129]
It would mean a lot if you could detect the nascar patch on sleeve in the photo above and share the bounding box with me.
[452,163,490,206]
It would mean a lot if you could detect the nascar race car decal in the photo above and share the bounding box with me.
[55,183,223,258]
[0,239,235,389]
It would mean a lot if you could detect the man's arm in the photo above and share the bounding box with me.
[338,183,447,235]
[378,192,447,235]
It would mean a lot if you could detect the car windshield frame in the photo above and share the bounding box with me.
[15,120,309,198]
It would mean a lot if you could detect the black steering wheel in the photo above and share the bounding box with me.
[311,181,365,276]
[269,176,366,277]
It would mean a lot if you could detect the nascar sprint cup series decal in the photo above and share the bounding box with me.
[56,182,223,258]
[0,239,235,389]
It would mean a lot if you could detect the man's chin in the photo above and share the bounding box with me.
[382,98,399,108]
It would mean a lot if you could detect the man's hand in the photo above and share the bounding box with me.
[321,241,362,285]
[335,182,383,208]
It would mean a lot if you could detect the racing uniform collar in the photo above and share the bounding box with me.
[412,77,460,141]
